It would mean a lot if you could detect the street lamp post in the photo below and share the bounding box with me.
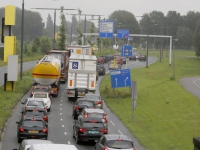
[20,0,25,80]
[172,39,178,79]
[31,8,76,49]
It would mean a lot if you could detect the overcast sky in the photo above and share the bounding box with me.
[1,0,200,26]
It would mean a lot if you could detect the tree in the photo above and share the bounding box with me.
[194,22,200,56]
[77,9,83,45]
[45,14,54,38]
[40,36,53,54]
[176,26,193,49]
[57,6,66,50]
[31,37,40,53]
[87,21,95,45]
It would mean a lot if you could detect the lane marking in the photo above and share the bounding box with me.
[60,108,62,110]
[68,141,70,144]
[61,96,63,98]
[193,79,200,88]
[60,113,62,115]
[61,99,62,102]
[62,125,64,127]
[118,130,123,135]
[61,119,63,121]
[64,132,67,135]
[60,104,62,106]
[110,120,115,126]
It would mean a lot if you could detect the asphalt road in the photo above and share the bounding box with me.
[0,57,157,150]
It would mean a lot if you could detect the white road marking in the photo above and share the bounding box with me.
[118,130,123,135]
[62,125,64,127]
[61,96,63,98]
[110,120,115,126]
[64,132,67,135]
[60,104,62,106]
[60,108,62,110]
[61,99,62,102]
[60,113,62,115]
[68,141,70,144]
[61,119,63,121]
[193,79,200,88]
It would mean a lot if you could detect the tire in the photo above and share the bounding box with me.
[48,107,51,112]
[76,134,80,144]
[18,137,22,143]
[73,114,77,120]
[73,129,75,138]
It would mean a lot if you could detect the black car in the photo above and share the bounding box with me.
[104,55,114,63]
[16,116,48,143]
[96,64,106,76]
[139,55,146,61]
[129,55,137,61]
[73,117,108,144]
[72,99,96,119]
[22,107,49,122]
[95,134,137,150]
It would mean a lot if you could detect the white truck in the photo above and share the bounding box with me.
[67,45,93,55]
[67,53,97,99]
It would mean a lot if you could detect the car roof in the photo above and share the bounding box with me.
[83,108,105,113]
[29,144,78,150]
[24,139,53,145]
[104,134,132,141]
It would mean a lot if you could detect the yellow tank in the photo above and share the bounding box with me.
[32,55,61,85]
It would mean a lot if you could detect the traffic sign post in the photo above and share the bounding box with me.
[117,29,129,39]
[99,20,114,38]
[121,45,132,57]
[110,69,132,88]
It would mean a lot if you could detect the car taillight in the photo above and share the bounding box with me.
[97,101,101,105]
[19,127,24,132]
[100,129,107,133]
[79,128,87,132]
[133,148,137,150]
[84,113,88,117]
[43,128,48,133]
[67,92,72,94]
[103,148,109,150]
[75,106,79,111]
[43,116,48,121]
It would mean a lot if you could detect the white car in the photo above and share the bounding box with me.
[32,92,52,112]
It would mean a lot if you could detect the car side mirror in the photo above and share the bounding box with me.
[16,121,19,124]
[20,111,23,114]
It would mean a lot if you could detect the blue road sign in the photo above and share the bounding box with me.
[72,62,78,69]
[117,29,129,39]
[110,69,132,88]
[99,20,114,38]
[121,45,133,57]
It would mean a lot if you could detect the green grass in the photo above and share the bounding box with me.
[0,54,44,67]
[100,50,200,150]
[0,70,33,133]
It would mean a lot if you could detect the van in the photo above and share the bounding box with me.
[28,144,78,150]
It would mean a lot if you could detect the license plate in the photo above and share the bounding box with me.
[29,130,38,133]
[78,93,85,96]
[88,131,99,134]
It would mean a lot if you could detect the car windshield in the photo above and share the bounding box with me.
[87,113,103,118]
[82,121,104,127]
[106,140,133,149]
[27,101,44,106]
[34,94,47,98]
[85,95,100,101]
[34,88,48,92]
[22,120,44,127]
[77,101,94,107]
[97,65,103,70]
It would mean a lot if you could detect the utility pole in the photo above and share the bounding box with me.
[20,0,24,80]
[31,8,76,49]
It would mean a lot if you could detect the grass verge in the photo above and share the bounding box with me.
[100,50,200,150]
[0,70,33,137]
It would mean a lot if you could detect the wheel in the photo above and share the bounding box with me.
[73,114,77,120]
[18,137,22,143]
[73,129,75,138]
[48,107,51,112]
[75,134,80,144]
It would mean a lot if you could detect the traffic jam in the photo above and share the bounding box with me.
[13,46,140,150]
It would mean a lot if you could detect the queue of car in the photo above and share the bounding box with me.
[13,57,138,150]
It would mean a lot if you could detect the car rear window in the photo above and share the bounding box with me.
[34,88,48,92]
[77,101,94,107]
[34,94,47,98]
[25,111,45,116]
[85,95,100,101]
[106,140,133,149]
[82,121,104,127]
[27,101,44,106]
[87,113,103,118]
[22,120,44,127]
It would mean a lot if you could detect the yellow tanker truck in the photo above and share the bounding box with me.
[32,55,61,97]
